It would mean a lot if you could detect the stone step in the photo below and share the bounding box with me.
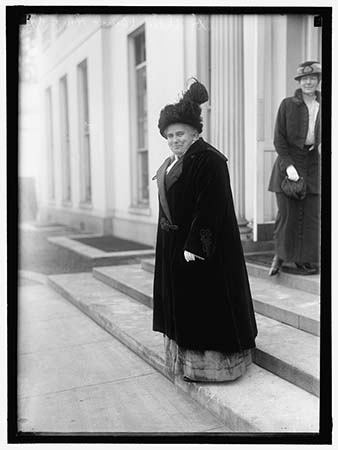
[48,272,319,432]
[93,265,319,397]
[140,258,320,295]
[246,262,320,296]
[140,259,320,336]
[248,276,319,337]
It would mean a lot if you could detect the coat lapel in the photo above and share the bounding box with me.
[156,157,173,224]
[155,139,220,225]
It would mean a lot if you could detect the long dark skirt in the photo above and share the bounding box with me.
[274,192,320,263]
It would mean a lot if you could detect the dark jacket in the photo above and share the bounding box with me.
[152,137,257,353]
[268,89,321,194]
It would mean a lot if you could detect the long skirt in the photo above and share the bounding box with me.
[274,192,320,263]
[164,336,252,382]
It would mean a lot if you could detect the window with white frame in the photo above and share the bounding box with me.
[77,59,92,204]
[129,26,149,206]
[59,74,71,202]
[45,87,55,201]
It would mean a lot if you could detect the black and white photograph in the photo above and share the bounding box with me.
[6,2,333,445]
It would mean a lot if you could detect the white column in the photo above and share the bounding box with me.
[210,15,250,237]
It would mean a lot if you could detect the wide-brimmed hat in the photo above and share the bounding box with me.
[158,79,209,138]
[294,61,321,81]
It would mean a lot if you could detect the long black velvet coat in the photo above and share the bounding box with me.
[152,137,257,353]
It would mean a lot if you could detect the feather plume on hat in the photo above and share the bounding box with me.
[158,79,209,138]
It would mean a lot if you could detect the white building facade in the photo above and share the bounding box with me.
[34,13,322,246]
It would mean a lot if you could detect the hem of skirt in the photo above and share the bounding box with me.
[164,336,254,383]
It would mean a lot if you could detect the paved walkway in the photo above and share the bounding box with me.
[18,280,229,433]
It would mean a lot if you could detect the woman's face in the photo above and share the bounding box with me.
[299,75,320,96]
[165,123,198,158]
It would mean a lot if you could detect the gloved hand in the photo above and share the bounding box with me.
[286,165,299,181]
[184,250,205,262]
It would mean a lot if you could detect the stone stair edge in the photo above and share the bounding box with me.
[138,259,320,321]
[92,265,320,397]
[47,272,319,433]
[93,264,320,337]
[139,258,320,296]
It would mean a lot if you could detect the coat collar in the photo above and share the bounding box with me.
[183,137,229,162]
[154,139,203,224]
[182,137,205,159]
[292,88,321,106]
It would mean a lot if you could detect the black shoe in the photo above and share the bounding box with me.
[269,255,283,276]
[295,263,317,275]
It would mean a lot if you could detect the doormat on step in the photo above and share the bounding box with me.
[72,235,153,252]
[245,253,274,267]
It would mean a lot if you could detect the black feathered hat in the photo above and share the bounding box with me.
[158,78,209,138]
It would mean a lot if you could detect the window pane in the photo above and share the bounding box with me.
[45,88,55,200]
[60,75,71,201]
[77,59,91,203]
[84,135,91,201]
[138,151,149,201]
[134,32,146,65]
[130,27,149,206]
[136,66,147,149]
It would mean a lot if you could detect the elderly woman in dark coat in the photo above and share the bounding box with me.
[268,61,321,276]
[152,80,257,382]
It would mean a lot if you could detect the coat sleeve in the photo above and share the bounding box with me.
[273,99,295,172]
[183,154,228,260]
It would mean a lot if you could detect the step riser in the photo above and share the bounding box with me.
[241,240,274,253]
[253,349,319,397]
[96,271,319,398]
[48,278,259,432]
[141,260,319,337]
[253,299,319,337]
[246,264,319,295]
[93,270,153,309]
[141,260,155,274]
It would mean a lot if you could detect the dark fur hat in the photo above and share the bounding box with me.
[158,79,209,138]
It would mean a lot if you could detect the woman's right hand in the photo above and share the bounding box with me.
[286,165,299,181]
